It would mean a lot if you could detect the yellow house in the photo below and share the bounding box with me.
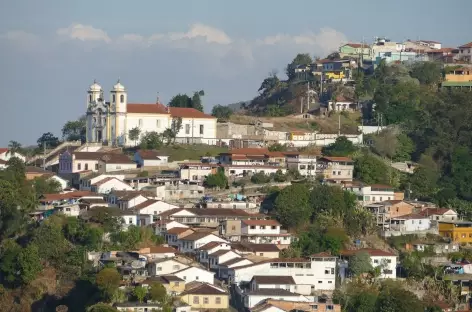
[180,282,228,310]
[139,275,186,295]
[324,70,345,80]
[439,221,472,243]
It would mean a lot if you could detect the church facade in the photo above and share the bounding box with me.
[85,80,217,147]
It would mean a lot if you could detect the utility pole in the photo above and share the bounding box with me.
[300,97,304,114]
[338,114,341,136]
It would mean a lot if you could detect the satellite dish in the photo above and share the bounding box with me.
[131,260,145,269]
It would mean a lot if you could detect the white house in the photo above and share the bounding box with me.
[118,211,139,230]
[343,182,395,205]
[208,250,241,270]
[339,248,397,279]
[85,80,217,146]
[240,220,292,245]
[138,246,177,261]
[419,208,458,222]
[328,95,357,112]
[98,154,136,173]
[232,254,337,290]
[386,213,436,237]
[113,193,150,210]
[284,151,318,177]
[0,148,26,162]
[173,266,215,285]
[148,258,189,276]
[244,289,313,309]
[153,220,188,236]
[457,42,472,63]
[134,150,169,167]
[179,163,218,182]
[222,165,286,178]
[250,276,312,296]
[166,228,196,248]
[196,241,232,265]
[59,151,105,174]
[157,208,254,227]
[79,173,126,191]
[91,177,133,194]
[218,258,253,280]
[178,232,228,253]
[133,199,179,216]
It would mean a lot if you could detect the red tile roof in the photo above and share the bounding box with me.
[340,248,396,257]
[419,208,455,216]
[196,241,225,251]
[242,219,281,226]
[99,154,134,164]
[92,177,117,186]
[168,107,215,119]
[0,148,8,154]
[391,213,427,220]
[136,150,165,160]
[127,103,168,114]
[133,199,159,211]
[459,42,472,48]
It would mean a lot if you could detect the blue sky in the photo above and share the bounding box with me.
[0,0,471,146]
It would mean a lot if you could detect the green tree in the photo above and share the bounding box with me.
[0,239,22,286]
[18,244,42,284]
[37,132,60,149]
[191,90,205,112]
[7,140,22,156]
[169,94,192,108]
[322,136,357,156]
[350,251,373,276]
[204,169,228,189]
[128,127,141,146]
[376,281,424,312]
[274,183,311,229]
[250,172,271,184]
[286,53,313,80]
[273,169,287,182]
[62,116,86,142]
[409,155,439,200]
[410,62,443,86]
[211,105,233,121]
[133,286,147,303]
[96,268,122,301]
[139,131,163,150]
[32,220,69,265]
[394,133,414,161]
[32,176,62,195]
[354,153,390,185]
[170,117,183,144]
[268,143,287,152]
[149,282,167,303]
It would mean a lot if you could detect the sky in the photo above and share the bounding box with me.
[0,0,471,146]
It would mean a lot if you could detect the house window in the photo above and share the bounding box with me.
[65,208,71,212]
[325,269,329,274]
[120,94,124,103]
[331,268,335,274]
[203,297,209,304]
[374,259,379,264]
[318,281,322,284]
[196,276,199,280]
[128,218,133,224]
[260,253,264,256]
[193,296,199,304]
[185,124,190,134]
[89,94,92,102]
[77,163,81,171]
[250,226,256,229]
[200,125,204,135]
[85,163,88,170]
[112,94,115,103]
[215,297,221,304]
[337,171,341,175]
[271,226,276,229]
[332,171,336,175]
[139,119,143,126]
[156,119,160,127]
[462,233,466,238]
[156,267,162,271]
[260,226,266,229]
[231,226,236,231]
[95,163,99,170]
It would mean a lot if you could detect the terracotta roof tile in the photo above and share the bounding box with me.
[419,208,455,216]
[127,103,168,114]
[168,107,215,119]
[320,156,353,162]
[148,246,177,253]
[99,154,134,164]
[0,148,8,154]
[166,227,193,235]
[40,191,97,202]
[136,150,166,159]
[196,241,225,251]
[180,283,226,296]
[219,257,251,266]
[132,199,159,211]
[459,42,472,48]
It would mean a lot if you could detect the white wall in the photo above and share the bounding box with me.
[176,118,217,140]
[149,259,188,276]
[0,151,26,162]
[242,224,281,235]
[245,294,311,308]
[137,201,179,215]
[100,162,136,173]
[95,179,133,194]
[49,175,68,190]
[179,234,227,253]
[371,255,397,279]
[174,267,215,285]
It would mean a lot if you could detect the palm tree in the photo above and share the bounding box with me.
[7,140,22,157]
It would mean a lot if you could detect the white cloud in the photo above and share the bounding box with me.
[0,30,38,41]
[56,24,111,43]
[166,23,232,44]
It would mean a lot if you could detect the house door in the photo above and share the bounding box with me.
[97,130,102,141]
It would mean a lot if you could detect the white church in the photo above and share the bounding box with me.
[85,80,217,147]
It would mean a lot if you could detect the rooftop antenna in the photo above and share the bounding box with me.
[156,92,160,104]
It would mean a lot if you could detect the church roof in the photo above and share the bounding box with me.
[126,103,215,119]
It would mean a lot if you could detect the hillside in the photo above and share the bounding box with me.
[229,112,361,134]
